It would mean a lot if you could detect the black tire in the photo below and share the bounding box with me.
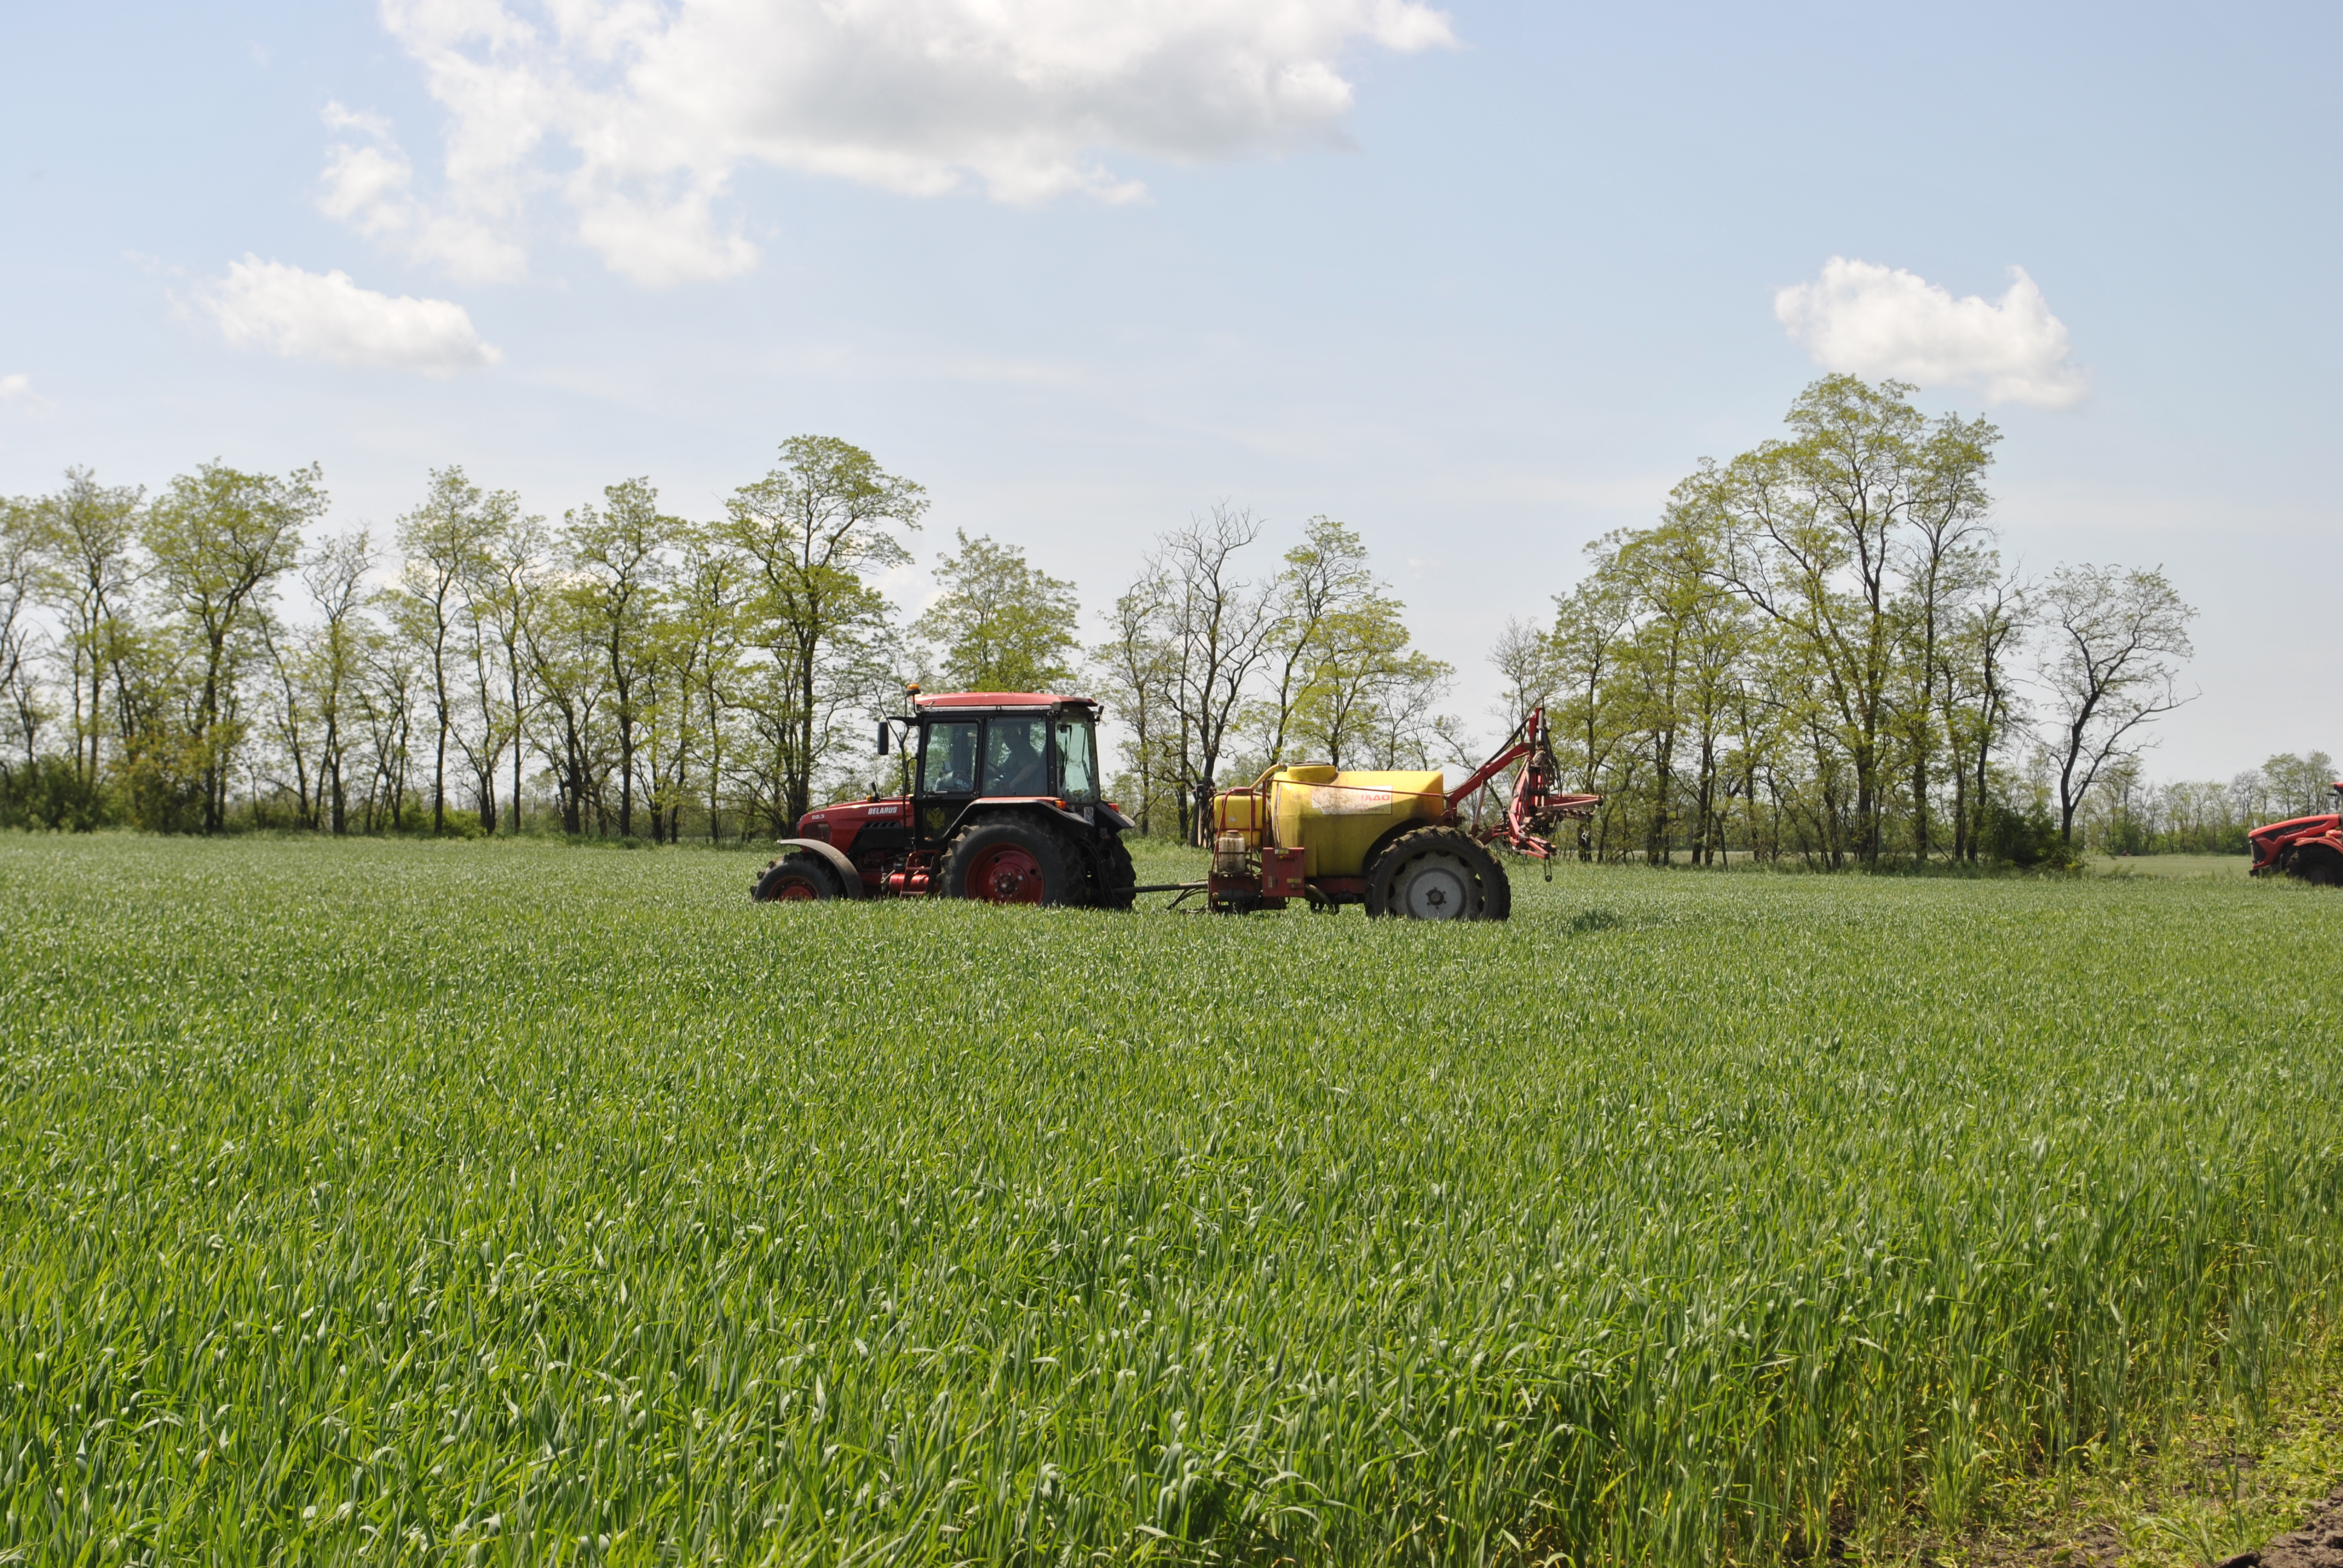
[939,819,1076,906]
[1095,834,1136,910]
[752,853,838,903]
[1365,826,1506,921]
[2290,846,2343,887]
[1469,838,1513,921]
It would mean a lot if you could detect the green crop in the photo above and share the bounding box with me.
[1,835,2338,1565]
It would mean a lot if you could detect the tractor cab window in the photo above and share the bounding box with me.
[983,717,1049,795]
[1055,718,1099,802]
[920,720,980,795]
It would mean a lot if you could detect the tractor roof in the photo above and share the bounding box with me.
[912,691,1096,711]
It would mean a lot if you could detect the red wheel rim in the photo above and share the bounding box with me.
[770,878,819,901]
[965,844,1045,904]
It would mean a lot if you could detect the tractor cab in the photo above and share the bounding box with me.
[888,691,1103,844]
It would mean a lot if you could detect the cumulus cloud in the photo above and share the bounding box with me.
[1774,257,2086,408]
[318,101,529,281]
[333,0,1455,286]
[0,373,56,414]
[193,257,503,376]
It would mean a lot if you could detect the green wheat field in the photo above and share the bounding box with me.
[3,835,2339,1565]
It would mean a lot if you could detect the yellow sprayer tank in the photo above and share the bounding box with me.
[1263,764,1446,877]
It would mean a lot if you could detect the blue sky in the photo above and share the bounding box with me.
[3,1,2336,776]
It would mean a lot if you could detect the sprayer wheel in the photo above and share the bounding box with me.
[1366,826,1505,921]
[1463,838,1513,921]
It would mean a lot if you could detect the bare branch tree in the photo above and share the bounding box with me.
[1088,562,1179,836]
[301,531,375,835]
[2035,563,2195,844]
[1155,503,1272,841]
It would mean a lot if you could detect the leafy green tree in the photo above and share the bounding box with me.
[1935,577,2026,861]
[565,479,674,838]
[1546,567,1636,855]
[1088,564,1181,835]
[914,529,1079,692]
[521,582,611,836]
[1696,376,1998,864]
[254,606,317,828]
[1890,436,2002,861]
[669,521,749,842]
[723,437,925,825]
[1607,512,1751,864]
[143,462,323,832]
[1291,593,1450,770]
[0,496,44,771]
[467,511,550,835]
[2259,750,2339,818]
[392,467,511,834]
[28,467,142,786]
[1254,517,1375,765]
[353,618,418,832]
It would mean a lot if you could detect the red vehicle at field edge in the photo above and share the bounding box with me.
[752,690,1137,907]
[2248,782,2343,885]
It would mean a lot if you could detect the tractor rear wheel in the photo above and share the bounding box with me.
[2290,846,2343,886]
[940,820,1075,906]
[1366,826,1509,921]
[1095,835,1137,910]
[752,853,839,903]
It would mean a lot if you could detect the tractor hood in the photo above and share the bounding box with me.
[2249,811,2341,844]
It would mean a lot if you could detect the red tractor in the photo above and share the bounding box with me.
[752,691,1137,907]
[2249,782,2343,884]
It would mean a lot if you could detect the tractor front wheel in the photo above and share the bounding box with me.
[940,820,1075,906]
[752,853,839,903]
[1366,827,1510,921]
[2289,846,2343,886]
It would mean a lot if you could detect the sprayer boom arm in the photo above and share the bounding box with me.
[1446,708,1603,860]
[1446,739,1533,815]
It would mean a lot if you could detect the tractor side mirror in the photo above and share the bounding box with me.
[876,721,890,756]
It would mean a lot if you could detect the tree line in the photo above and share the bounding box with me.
[2069,750,2335,857]
[0,379,2289,859]
[1489,376,2206,866]
[1,438,928,838]
[0,437,1456,841]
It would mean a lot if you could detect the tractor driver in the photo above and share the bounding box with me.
[985,719,1049,795]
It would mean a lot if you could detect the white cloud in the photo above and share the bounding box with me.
[192,256,503,376]
[337,0,1455,287]
[318,101,529,281]
[1774,257,2087,408]
[0,373,56,414]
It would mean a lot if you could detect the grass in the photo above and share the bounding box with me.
[2,834,2340,1565]
[2085,854,2253,880]
[1967,1349,2343,1568]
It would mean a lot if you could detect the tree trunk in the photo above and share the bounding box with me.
[327,719,347,837]
[618,717,634,837]
[509,661,526,836]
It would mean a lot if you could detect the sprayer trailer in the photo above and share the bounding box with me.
[752,690,1599,921]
